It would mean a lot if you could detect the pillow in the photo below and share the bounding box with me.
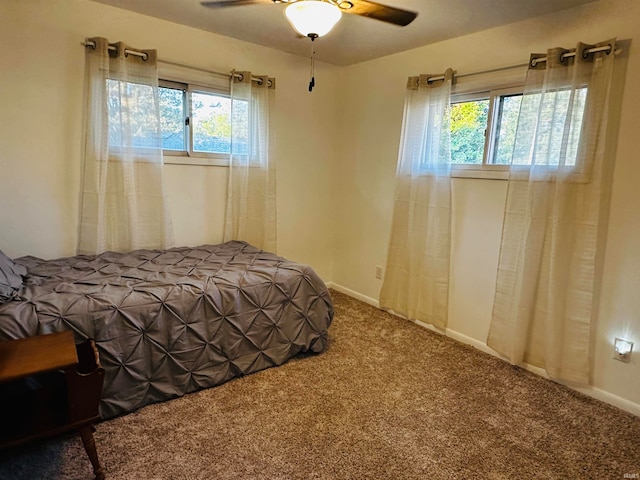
[0,249,27,304]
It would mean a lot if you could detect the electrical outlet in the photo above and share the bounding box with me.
[375,265,383,279]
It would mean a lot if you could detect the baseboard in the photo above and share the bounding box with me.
[325,282,380,308]
[326,282,640,418]
[571,385,640,417]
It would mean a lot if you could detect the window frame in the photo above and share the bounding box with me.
[450,86,524,180]
[158,79,189,157]
[105,77,165,160]
[157,63,233,167]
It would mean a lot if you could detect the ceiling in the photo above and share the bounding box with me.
[91,0,597,66]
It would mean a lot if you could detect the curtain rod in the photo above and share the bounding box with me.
[83,40,149,60]
[81,41,270,86]
[423,44,621,84]
[530,44,617,67]
[159,59,272,87]
[420,62,528,85]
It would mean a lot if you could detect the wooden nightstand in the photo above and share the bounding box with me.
[0,331,106,480]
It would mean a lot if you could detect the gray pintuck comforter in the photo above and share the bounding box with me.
[0,241,333,418]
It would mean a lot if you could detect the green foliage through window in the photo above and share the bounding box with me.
[157,82,248,157]
[492,94,522,165]
[448,86,586,171]
[448,90,525,168]
[450,99,489,164]
[159,86,186,151]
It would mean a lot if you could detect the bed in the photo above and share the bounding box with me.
[0,241,333,419]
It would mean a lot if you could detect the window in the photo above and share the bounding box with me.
[449,85,587,179]
[104,63,250,166]
[450,95,490,165]
[491,93,523,165]
[449,87,523,178]
[158,81,187,152]
[191,91,232,154]
[107,78,162,151]
[159,80,242,166]
[510,87,587,168]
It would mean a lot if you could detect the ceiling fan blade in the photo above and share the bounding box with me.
[343,0,417,27]
[201,0,272,8]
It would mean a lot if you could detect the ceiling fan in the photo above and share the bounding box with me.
[201,0,417,91]
[200,0,418,39]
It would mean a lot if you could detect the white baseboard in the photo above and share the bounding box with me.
[443,328,640,417]
[572,385,640,417]
[326,282,640,418]
[325,282,380,308]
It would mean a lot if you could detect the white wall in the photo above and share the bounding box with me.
[333,0,640,411]
[0,0,340,281]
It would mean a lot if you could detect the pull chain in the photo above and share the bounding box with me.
[308,35,317,92]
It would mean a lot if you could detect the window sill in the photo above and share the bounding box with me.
[451,166,509,180]
[164,155,229,167]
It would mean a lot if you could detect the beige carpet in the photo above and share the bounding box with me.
[1,290,639,479]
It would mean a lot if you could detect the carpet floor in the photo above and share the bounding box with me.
[1,290,639,479]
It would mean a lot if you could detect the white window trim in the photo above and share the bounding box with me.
[452,164,510,180]
[158,62,232,167]
[449,65,527,180]
[450,86,523,181]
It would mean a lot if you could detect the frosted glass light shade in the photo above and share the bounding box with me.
[285,1,342,38]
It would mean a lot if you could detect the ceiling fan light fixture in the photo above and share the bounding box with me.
[285,1,342,38]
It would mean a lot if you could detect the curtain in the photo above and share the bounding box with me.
[380,69,454,329]
[78,37,173,255]
[488,40,617,384]
[223,72,277,252]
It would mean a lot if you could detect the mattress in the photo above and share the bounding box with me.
[0,241,333,418]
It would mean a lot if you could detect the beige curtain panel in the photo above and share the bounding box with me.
[488,40,618,384]
[78,37,173,255]
[223,71,277,253]
[380,69,454,329]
